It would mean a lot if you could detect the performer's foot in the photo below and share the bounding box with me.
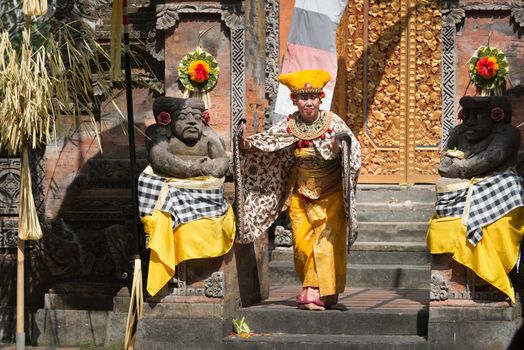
[298,303,325,311]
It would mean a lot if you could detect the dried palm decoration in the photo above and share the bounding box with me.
[0,25,113,239]
[23,0,47,17]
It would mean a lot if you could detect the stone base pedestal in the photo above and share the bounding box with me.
[428,303,522,350]
[32,282,126,349]
[429,254,522,349]
[135,247,241,349]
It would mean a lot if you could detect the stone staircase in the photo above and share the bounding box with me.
[224,185,434,349]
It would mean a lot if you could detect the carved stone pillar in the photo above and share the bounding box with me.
[441,5,464,143]
[429,6,524,349]
[134,3,244,331]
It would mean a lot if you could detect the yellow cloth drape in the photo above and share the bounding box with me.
[143,205,235,296]
[427,207,524,303]
[289,190,347,297]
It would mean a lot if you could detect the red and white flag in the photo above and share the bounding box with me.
[273,0,348,124]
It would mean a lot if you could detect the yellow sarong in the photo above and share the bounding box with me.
[143,205,235,296]
[427,207,524,302]
[289,190,347,297]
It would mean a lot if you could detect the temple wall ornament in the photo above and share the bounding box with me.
[441,0,524,143]
[149,2,245,138]
[274,226,292,247]
[264,0,280,130]
[430,274,449,301]
[441,6,464,143]
[0,151,45,249]
[204,272,225,298]
[0,158,21,216]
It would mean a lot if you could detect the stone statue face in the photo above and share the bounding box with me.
[462,107,495,143]
[171,106,203,143]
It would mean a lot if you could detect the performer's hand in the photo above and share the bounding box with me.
[240,134,252,150]
[327,137,341,155]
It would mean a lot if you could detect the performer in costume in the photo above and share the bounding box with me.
[238,69,361,310]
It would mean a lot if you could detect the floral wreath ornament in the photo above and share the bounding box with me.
[178,47,219,108]
[468,45,509,96]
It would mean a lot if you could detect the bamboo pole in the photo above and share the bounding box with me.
[16,239,25,350]
[16,14,33,349]
[120,0,143,347]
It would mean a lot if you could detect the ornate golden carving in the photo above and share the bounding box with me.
[411,0,441,178]
[344,0,441,182]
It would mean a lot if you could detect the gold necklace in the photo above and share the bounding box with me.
[287,111,332,141]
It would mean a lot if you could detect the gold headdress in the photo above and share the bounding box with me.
[278,69,331,94]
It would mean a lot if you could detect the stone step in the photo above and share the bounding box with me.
[357,184,435,204]
[348,264,430,289]
[358,222,429,242]
[271,243,430,265]
[350,242,430,265]
[357,202,434,222]
[223,334,428,350]
[269,261,431,289]
[233,308,428,336]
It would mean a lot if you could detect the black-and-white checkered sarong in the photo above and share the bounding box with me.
[435,171,524,246]
[138,171,228,229]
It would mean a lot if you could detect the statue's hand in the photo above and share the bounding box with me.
[439,156,466,178]
[201,157,229,178]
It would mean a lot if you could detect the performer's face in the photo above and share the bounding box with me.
[295,93,321,122]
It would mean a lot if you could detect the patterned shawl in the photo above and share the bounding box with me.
[234,111,361,249]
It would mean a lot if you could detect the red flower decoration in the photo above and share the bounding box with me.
[156,112,172,126]
[319,91,326,99]
[290,94,296,102]
[286,127,291,134]
[304,140,310,146]
[476,57,498,79]
[202,110,211,125]
[320,134,326,140]
[490,107,505,122]
[327,128,333,134]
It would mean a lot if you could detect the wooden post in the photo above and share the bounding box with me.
[16,239,25,350]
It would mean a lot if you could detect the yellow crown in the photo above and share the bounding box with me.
[278,69,331,94]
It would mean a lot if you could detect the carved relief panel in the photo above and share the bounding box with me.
[152,2,246,149]
[343,0,441,183]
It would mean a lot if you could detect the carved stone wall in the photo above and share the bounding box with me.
[150,2,246,147]
[453,0,524,148]
[264,0,279,130]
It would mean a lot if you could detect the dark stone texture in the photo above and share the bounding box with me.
[235,233,269,307]
[428,319,521,350]
[146,97,230,179]
[33,309,109,348]
[270,261,430,289]
[439,96,520,179]
[223,334,428,350]
[135,318,224,350]
[235,307,428,336]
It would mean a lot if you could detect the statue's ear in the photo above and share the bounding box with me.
[490,107,505,122]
